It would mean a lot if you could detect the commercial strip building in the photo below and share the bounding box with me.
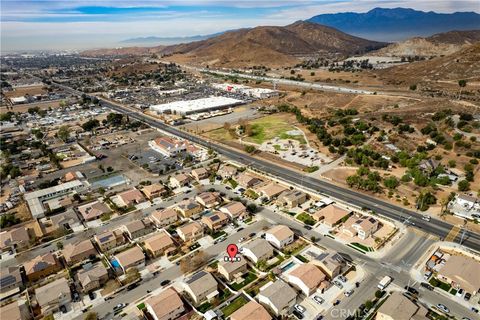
[150,96,244,115]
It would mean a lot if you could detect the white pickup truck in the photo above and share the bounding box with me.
[378,276,393,290]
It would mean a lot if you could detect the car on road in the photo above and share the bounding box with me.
[420,282,434,290]
[114,303,127,311]
[471,307,479,313]
[249,232,256,237]
[160,280,171,286]
[333,300,340,306]
[422,215,431,221]
[238,237,246,243]
[293,310,304,319]
[313,296,324,304]
[304,225,312,230]
[237,227,244,231]
[355,281,360,288]
[436,304,450,314]
[344,289,354,297]
[294,304,306,313]
[405,286,419,295]
[127,283,138,291]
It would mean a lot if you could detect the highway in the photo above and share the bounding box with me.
[96,100,480,253]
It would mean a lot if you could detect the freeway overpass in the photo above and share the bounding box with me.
[51,80,480,253]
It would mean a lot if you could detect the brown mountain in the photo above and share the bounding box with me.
[371,30,480,57]
[377,42,480,82]
[81,21,386,67]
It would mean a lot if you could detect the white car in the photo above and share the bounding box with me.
[437,304,450,314]
[294,304,306,313]
[344,289,354,297]
[422,215,431,221]
[313,295,324,304]
[238,237,245,243]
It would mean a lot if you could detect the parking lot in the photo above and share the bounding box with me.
[129,147,182,174]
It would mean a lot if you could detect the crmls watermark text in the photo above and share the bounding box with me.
[329,308,364,318]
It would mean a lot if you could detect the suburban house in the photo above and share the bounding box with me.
[418,159,440,174]
[0,226,30,252]
[201,211,229,231]
[448,194,480,220]
[236,173,262,189]
[191,167,209,181]
[217,258,248,281]
[94,229,125,252]
[146,288,185,320]
[312,204,351,227]
[276,190,307,208]
[257,182,288,201]
[310,251,345,279]
[24,252,62,282]
[0,266,23,297]
[342,215,379,240]
[112,246,145,273]
[116,188,145,207]
[376,292,429,320]
[265,225,294,249]
[64,171,83,182]
[437,255,480,294]
[218,165,237,179]
[170,173,191,188]
[149,137,187,157]
[177,221,204,242]
[62,239,97,266]
[230,300,272,320]
[195,191,221,208]
[150,208,178,228]
[77,201,110,221]
[287,264,327,296]
[141,183,167,200]
[42,210,80,234]
[35,278,71,315]
[175,199,203,218]
[0,300,31,320]
[183,271,218,305]
[143,232,175,258]
[121,219,154,240]
[77,263,109,292]
[219,201,248,220]
[258,280,296,316]
[242,239,274,264]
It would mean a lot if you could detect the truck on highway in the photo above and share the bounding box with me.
[378,276,393,290]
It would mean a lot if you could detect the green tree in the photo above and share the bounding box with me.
[82,119,100,131]
[383,176,399,190]
[56,241,64,250]
[458,180,470,191]
[57,125,70,142]
[244,145,256,153]
[458,79,467,87]
[84,312,98,320]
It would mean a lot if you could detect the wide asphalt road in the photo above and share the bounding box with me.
[50,80,480,253]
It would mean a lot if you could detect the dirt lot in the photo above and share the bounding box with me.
[0,100,63,113]
[3,85,47,98]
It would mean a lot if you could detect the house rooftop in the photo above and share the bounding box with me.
[146,288,184,320]
[259,280,296,311]
[438,255,480,293]
[289,263,325,291]
[244,239,273,259]
[266,225,294,242]
[185,271,217,295]
[35,277,70,307]
[114,246,144,267]
[230,300,272,320]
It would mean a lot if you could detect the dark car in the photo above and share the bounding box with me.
[333,300,340,306]
[127,283,138,291]
[355,281,360,288]
[249,232,256,237]
[420,282,434,291]
[304,225,312,230]
[237,227,244,232]
[88,291,96,300]
[160,280,171,286]
[464,292,471,301]
[292,310,304,319]
[405,286,419,295]
[60,305,67,314]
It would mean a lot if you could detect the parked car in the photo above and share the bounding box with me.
[420,282,434,291]
[338,275,347,283]
[464,292,471,301]
[293,310,304,319]
[437,304,450,314]
[59,305,67,314]
[294,304,306,313]
[160,280,171,286]
[114,303,127,311]
[456,288,464,297]
[405,286,419,295]
[333,280,343,289]
[471,307,479,313]
[304,225,312,230]
[333,300,340,306]
[88,291,96,300]
[313,296,324,304]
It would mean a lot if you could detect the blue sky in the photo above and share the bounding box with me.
[1,0,479,51]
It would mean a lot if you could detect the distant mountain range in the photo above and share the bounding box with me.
[307,7,480,41]
[83,21,386,67]
[121,32,224,45]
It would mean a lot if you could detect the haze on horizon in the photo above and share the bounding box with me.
[1,0,479,53]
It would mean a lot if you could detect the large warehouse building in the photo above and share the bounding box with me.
[150,96,244,115]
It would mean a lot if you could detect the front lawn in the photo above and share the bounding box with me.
[296,212,316,226]
[197,302,212,313]
[211,231,227,239]
[221,296,248,317]
[244,189,259,200]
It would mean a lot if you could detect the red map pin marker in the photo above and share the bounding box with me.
[227,244,238,260]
